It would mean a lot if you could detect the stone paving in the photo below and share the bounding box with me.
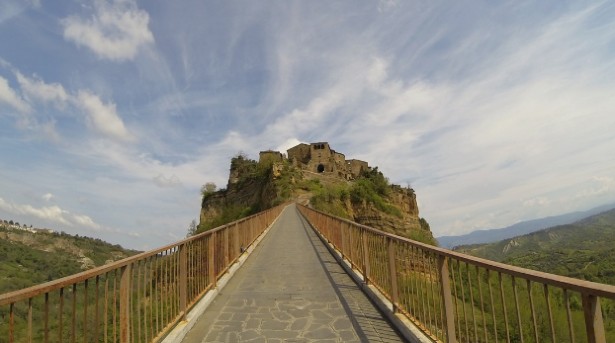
[182,204,405,343]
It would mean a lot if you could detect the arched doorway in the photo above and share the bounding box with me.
[317,164,325,173]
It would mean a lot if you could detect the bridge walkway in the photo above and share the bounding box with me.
[182,204,404,342]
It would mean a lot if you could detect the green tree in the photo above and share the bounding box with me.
[187,219,198,237]
[201,182,217,196]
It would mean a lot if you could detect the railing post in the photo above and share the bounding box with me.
[388,237,399,312]
[362,229,370,285]
[209,232,216,288]
[582,293,606,343]
[224,226,229,268]
[234,222,240,258]
[119,264,131,343]
[340,221,347,260]
[438,255,457,343]
[179,244,187,321]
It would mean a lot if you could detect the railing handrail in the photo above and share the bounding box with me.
[0,207,277,306]
[300,204,615,299]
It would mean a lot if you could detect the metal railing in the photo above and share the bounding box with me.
[0,204,285,343]
[298,204,615,343]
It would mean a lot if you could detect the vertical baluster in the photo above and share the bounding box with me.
[476,266,487,343]
[487,270,497,343]
[44,292,49,343]
[83,280,88,343]
[410,246,420,318]
[120,264,132,343]
[59,287,64,343]
[511,276,523,343]
[9,302,14,343]
[104,273,109,343]
[564,290,575,343]
[95,276,100,343]
[457,260,469,342]
[28,298,32,343]
[543,284,556,343]
[71,283,77,343]
[425,253,434,332]
[527,280,538,343]
[498,272,510,343]
[136,261,142,342]
[467,264,477,341]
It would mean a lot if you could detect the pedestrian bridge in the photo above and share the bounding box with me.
[2,203,615,342]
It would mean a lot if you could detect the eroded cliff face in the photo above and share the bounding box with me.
[199,176,278,226]
[350,188,420,234]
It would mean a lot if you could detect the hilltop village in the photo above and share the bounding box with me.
[257,142,370,181]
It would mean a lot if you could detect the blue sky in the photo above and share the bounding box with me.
[1,0,615,250]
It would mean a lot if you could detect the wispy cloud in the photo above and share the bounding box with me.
[62,0,154,61]
[0,76,30,113]
[16,73,68,107]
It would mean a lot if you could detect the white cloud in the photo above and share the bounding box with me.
[16,73,69,107]
[0,197,69,226]
[42,193,54,202]
[0,76,30,113]
[70,214,101,229]
[0,197,102,230]
[74,90,135,142]
[62,0,154,61]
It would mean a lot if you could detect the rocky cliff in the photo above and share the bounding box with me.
[198,152,436,245]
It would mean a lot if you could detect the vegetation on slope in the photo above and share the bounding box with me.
[455,208,615,285]
[308,167,436,245]
[0,224,139,294]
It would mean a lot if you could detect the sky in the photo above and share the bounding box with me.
[1,0,615,250]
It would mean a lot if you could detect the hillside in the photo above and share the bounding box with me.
[455,208,615,285]
[197,142,436,245]
[437,202,615,248]
[0,224,139,294]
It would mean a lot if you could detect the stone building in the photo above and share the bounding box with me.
[286,142,368,180]
[258,150,284,165]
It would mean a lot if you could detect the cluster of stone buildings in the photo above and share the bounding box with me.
[259,142,369,180]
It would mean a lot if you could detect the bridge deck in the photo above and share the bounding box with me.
[182,204,404,342]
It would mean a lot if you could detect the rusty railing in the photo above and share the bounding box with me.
[298,204,615,343]
[0,204,286,343]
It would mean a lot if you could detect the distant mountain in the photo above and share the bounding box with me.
[436,202,615,248]
[0,224,139,294]
[454,208,615,285]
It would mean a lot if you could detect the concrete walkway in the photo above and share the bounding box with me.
[182,204,404,343]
